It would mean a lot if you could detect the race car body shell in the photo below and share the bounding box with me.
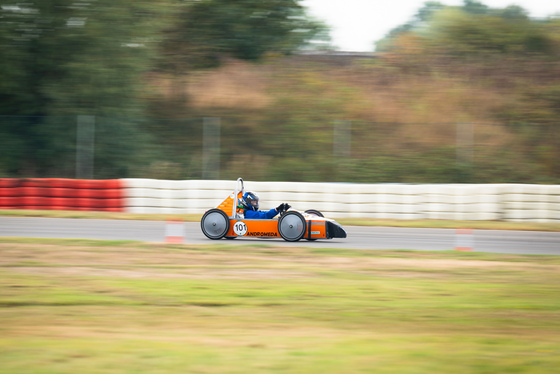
[226,216,329,240]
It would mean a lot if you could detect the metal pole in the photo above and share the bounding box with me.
[202,117,220,180]
[334,120,351,159]
[456,122,473,164]
[76,115,95,179]
[333,120,351,181]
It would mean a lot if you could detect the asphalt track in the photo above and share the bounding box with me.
[1,217,559,255]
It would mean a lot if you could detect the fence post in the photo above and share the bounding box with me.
[202,117,220,180]
[456,122,473,164]
[334,120,351,179]
[334,120,351,159]
[76,115,95,179]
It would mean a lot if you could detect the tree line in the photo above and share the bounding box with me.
[0,0,327,178]
[1,0,558,183]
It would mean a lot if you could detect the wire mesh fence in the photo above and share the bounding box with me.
[1,115,558,183]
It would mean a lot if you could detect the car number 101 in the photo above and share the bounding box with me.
[233,221,248,236]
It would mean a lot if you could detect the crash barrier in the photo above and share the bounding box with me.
[0,178,124,211]
[1,178,557,221]
[122,179,560,222]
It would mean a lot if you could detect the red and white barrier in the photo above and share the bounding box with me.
[165,218,185,243]
[0,178,124,211]
[455,228,474,251]
[1,178,559,222]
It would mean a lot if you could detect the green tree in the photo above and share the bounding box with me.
[158,0,330,72]
[376,1,444,51]
[462,0,489,15]
[424,7,555,57]
[0,0,167,177]
[377,1,556,58]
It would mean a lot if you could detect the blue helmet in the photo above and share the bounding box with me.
[240,191,259,211]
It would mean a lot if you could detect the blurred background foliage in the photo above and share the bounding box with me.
[0,0,559,183]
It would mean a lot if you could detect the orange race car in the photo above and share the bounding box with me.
[201,178,347,242]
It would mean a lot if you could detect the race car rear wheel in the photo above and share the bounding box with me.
[304,209,324,217]
[278,211,307,242]
[201,209,230,240]
[304,210,323,240]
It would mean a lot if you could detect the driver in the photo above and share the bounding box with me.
[239,191,290,219]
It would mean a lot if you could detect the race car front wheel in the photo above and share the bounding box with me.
[201,209,230,240]
[278,211,307,242]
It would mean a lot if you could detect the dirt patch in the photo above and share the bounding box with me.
[2,242,558,281]
[10,266,311,279]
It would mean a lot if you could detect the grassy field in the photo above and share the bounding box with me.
[1,238,559,373]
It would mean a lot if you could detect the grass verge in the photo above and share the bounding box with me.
[1,238,559,373]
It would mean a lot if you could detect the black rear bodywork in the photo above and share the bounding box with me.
[326,220,347,239]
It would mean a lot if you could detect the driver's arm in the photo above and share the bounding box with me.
[245,209,279,219]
